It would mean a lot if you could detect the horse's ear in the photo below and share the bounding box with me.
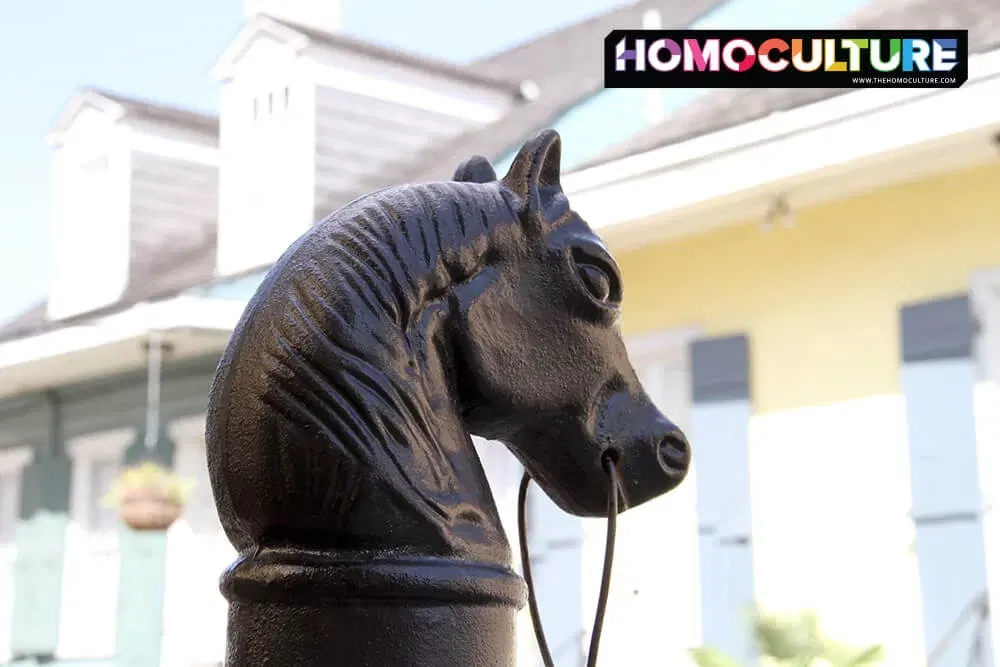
[453,155,497,184]
[501,129,563,215]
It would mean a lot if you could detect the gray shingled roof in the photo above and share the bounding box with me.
[0,90,223,343]
[0,230,220,342]
[0,0,724,342]
[0,301,49,342]
[364,0,726,188]
[276,20,531,97]
[85,87,219,138]
[122,225,219,304]
[576,0,1000,170]
[89,89,222,313]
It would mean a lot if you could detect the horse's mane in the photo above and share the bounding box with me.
[208,180,522,556]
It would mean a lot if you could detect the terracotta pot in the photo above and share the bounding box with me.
[118,485,183,531]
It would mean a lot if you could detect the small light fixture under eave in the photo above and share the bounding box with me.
[141,331,172,453]
[761,194,795,232]
[518,80,541,102]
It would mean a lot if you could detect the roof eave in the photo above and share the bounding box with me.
[0,295,244,401]
[46,88,126,147]
[211,15,310,82]
[563,49,1000,249]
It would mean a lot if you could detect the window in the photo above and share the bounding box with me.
[592,328,700,663]
[88,459,119,535]
[0,449,30,548]
[471,436,520,542]
[0,449,29,664]
[283,86,290,110]
[972,266,1000,513]
[0,473,19,546]
[972,266,1000,386]
[58,429,132,660]
[160,416,234,666]
[64,428,132,540]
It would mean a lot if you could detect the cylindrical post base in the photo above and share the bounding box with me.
[221,549,527,667]
[228,598,518,666]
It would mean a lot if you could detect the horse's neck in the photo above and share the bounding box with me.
[335,192,517,562]
[395,304,511,563]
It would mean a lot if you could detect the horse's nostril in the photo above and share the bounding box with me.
[656,432,690,472]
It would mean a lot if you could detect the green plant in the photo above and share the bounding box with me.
[102,462,195,508]
[689,609,885,667]
[689,647,741,667]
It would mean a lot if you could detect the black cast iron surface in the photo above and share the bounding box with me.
[205,129,691,666]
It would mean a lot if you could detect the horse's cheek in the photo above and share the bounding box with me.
[454,273,521,379]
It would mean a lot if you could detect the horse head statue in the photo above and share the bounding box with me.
[205,129,691,667]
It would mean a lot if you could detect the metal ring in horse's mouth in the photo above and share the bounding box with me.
[600,448,620,467]
[601,448,629,510]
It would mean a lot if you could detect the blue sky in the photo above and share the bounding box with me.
[0,0,630,323]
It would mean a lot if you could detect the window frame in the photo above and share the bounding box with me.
[972,265,1000,386]
[0,446,32,551]
[66,428,134,549]
[160,414,234,667]
[57,428,133,661]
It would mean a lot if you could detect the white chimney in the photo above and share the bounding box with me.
[45,98,132,321]
[243,0,340,34]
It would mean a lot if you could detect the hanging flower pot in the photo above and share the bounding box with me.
[104,462,194,531]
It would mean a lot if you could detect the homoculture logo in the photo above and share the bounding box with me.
[604,30,968,89]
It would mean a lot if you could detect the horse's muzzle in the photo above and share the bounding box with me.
[529,391,692,517]
[605,418,690,514]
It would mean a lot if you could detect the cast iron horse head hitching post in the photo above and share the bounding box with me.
[205,129,691,666]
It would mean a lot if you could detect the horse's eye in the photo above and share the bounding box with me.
[578,264,612,302]
[570,246,621,307]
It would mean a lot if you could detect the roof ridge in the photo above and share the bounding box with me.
[6,0,725,345]
[81,86,218,123]
[472,0,644,68]
[261,16,528,96]
[573,0,1000,170]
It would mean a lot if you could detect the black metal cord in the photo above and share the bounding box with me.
[518,472,553,664]
[518,454,620,667]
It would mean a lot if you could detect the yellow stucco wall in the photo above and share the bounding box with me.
[616,161,1000,414]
